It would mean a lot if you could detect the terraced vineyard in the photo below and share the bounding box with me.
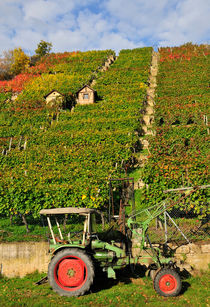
[142,43,209,216]
[0,43,209,224]
[0,48,152,219]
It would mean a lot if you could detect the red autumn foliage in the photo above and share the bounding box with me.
[27,63,49,74]
[0,51,80,93]
[159,43,209,62]
[0,73,39,93]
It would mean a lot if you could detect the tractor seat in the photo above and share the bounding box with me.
[55,236,69,244]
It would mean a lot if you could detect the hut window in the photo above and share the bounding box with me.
[83,94,89,99]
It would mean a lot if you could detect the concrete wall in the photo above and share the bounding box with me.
[0,242,49,278]
[0,241,209,278]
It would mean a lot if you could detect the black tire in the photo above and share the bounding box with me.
[153,268,182,297]
[48,248,94,297]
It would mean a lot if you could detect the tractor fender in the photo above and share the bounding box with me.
[51,244,86,256]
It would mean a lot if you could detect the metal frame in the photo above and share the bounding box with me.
[108,177,135,222]
[41,209,105,247]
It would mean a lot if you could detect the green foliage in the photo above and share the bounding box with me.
[10,48,30,75]
[0,48,152,218]
[0,92,11,104]
[0,48,30,80]
[0,217,46,242]
[17,50,115,104]
[35,40,52,57]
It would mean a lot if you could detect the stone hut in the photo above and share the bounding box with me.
[44,90,65,108]
[76,85,96,105]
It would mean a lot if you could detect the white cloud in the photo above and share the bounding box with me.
[49,29,87,52]
[157,0,210,46]
[23,0,75,22]
[98,33,141,51]
[0,0,209,56]
[12,29,45,51]
[105,0,210,46]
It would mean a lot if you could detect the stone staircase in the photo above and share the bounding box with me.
[134,51,159,189]
[142,51,158,137]
[90,54,116,87]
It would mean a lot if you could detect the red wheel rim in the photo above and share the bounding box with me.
[159,274,177,294]
[54,255,88,291]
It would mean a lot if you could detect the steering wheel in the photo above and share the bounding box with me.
[104,225,114,235]
[68,230,83,239]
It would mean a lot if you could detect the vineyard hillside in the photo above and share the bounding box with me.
[0,44,209,224]
[0,48,152,219]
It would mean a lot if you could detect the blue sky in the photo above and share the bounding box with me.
[0,0,209,55]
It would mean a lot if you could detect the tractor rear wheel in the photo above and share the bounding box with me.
[48,248,94,297]
[153,268,182,297]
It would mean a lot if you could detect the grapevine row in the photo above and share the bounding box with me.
[142,43,209,216]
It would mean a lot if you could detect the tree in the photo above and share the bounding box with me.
[0,50,14,80]
[35,40,52,57]
[10,48,30,75]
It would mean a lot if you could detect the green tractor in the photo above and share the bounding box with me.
[40,203,182,297]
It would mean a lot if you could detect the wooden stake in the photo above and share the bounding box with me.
[22,214,29,233]
[18,136,23,150]
[163,185,210,193]
[8,137,12,151]
[23,137,27,150]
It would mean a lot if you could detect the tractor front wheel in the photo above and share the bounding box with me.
[48,248,94,297]
[153,268,182,297]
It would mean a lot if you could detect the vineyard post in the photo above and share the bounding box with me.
[8,137,13,151]
[204,115,209,135]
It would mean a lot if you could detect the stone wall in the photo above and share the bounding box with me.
[132,239,210,274]
[172,242,210,273]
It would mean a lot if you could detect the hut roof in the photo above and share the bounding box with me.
[76,84,96,96]
[44,90,64,99]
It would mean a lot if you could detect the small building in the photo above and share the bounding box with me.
[44,90,65,108]
[76,85,96,105]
